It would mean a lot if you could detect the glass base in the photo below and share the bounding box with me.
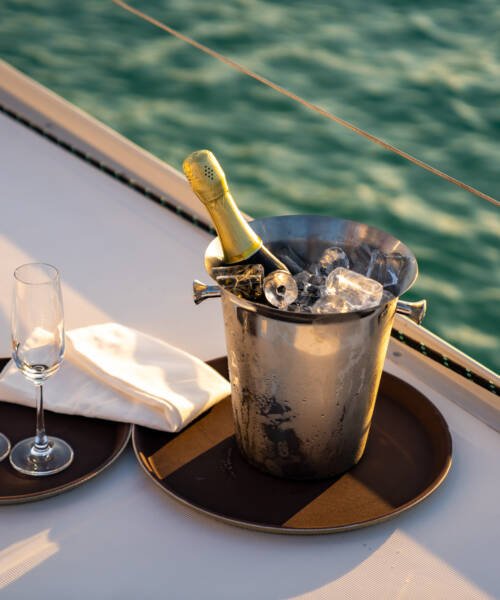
[0,433,10,462]
[10,436,74,476]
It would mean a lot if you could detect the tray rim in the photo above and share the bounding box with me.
[132,363,453,535]
[0,402,132,505]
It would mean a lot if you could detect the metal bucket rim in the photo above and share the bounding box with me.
[205,214,417,321]
[217,287,397,323]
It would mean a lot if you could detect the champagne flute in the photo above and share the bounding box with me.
[0,433,10,462]
[9,263,73,476]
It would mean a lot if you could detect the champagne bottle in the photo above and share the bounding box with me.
[182,150,289,274]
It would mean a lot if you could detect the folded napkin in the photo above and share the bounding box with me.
[0,323,231,432]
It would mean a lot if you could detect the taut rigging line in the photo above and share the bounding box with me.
[113,0,499,208]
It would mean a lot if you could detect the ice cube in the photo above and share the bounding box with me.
[293,270,313,291]
[309,274,326,287]
[292,271,327,308]
[293,291,317,310]
[346,243,374,275]
[306,262,321,277]
[213,264,264,300]
[318,246,350,275]
[326,267,383,310]
[312,294,350,314]
[293,271,326,293]
[264,270,298,309]
[309,274,327,296]
[366,251,408,292]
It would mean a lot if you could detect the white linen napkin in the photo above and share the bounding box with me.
[0,323,231,432]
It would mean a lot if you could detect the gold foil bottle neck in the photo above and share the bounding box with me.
[183,149,262,263]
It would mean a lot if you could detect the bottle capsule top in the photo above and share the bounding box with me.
[183,149,229,205]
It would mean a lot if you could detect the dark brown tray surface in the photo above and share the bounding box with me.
[0,358,131,504]
[133,357,452,534]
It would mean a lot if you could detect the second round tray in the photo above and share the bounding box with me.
[0,359,131,504]
[133,357,452,534]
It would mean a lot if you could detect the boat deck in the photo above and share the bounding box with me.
[0,61,498,599]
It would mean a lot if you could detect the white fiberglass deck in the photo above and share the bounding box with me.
[0,65,499,599]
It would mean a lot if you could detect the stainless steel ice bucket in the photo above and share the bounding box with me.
[203,215,420,480]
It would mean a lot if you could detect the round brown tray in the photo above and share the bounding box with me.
[133,357,452,534]
[0,358,131,504]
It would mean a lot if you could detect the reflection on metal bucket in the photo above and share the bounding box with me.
[205,215,419,480]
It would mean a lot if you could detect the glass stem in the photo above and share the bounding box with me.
[34,383,49,450]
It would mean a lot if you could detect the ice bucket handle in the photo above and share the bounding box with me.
[394,299,427,325]
[193,280,221,305]
[193,280,426,324]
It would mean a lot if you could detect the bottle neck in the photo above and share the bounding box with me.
[204,191,262,263]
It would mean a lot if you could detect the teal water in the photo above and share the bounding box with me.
[1,0,499,372]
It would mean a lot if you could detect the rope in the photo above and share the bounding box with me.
[112,0,498,208]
